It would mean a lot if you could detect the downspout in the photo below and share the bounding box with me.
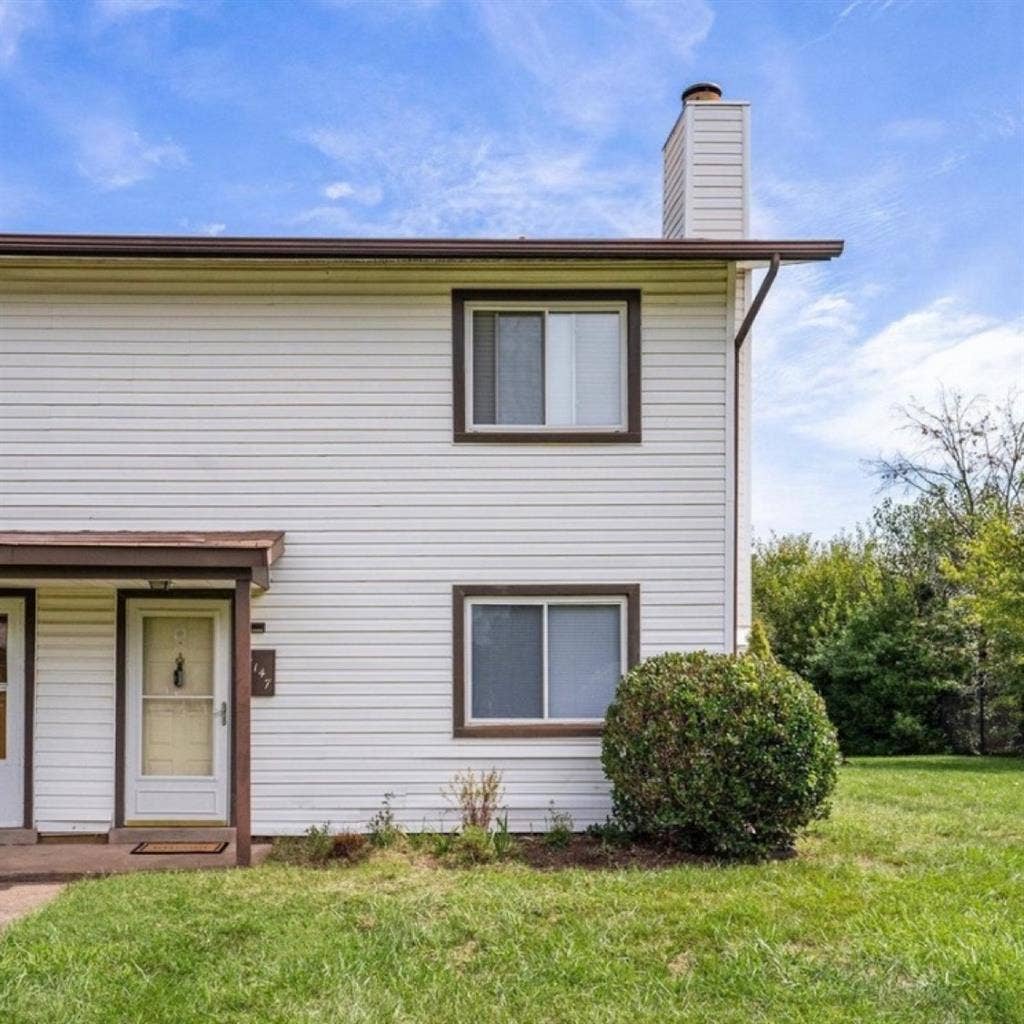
[732,252,781,652]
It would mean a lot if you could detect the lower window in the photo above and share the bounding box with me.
[453,585,640,737]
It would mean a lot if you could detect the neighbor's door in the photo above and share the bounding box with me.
[124,599,231,824]
[0,597,27,829]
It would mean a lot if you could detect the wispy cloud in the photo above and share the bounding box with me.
[301,117,658,236]
[71,115,187,189]
[322,180,383,204]
[474,0,713,131]
[93,0,184,20]
[0,0,46,65]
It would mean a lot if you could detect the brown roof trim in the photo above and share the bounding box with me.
[0,531,285,589]
[0,233,843,263]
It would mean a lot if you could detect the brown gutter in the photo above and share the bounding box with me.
[732,252,781,651]
[0,233,844,263]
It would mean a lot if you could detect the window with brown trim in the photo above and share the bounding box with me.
[452,290,642,443]
[452,584,640,738]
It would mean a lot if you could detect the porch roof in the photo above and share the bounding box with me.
[0,530,285,589]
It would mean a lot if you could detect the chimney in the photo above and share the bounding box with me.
[662,81,749,239]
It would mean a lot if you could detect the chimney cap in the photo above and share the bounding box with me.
[682,82,722,103]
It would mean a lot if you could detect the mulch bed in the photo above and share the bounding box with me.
[512,835,707,871]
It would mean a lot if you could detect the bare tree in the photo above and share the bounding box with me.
[869,389,1024,754]
[869,389,1024,539]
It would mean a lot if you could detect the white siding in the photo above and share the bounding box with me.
[663,101,749,240]
[0,260,731,832]
[33,588,116,831]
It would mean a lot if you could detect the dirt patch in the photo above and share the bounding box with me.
[0,882,65,930]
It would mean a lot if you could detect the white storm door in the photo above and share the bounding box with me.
[125,600,230,824]
[0,598,27,829]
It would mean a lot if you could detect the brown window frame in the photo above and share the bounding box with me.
[452,289,642,443]
[452,583,640,738]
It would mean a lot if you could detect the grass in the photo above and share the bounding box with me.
[1,756,1022,1023]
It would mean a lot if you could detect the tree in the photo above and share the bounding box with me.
[870,390,1024,752]
[948,509,1024,750]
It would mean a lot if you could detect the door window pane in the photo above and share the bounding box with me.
[471,605,543,718]
[548,605,622,718]
[143,699,213,776]
[143,617,213,696]
[142,616,214,776]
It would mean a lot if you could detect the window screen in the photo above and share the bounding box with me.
[471,605,543,718]
[548,605,622,718]
[471,309,622,428]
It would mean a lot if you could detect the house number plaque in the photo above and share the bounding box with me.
[251,649,276,696]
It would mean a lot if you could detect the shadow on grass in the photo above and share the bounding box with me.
[847,755,1023,775]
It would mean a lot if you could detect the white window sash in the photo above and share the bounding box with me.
[464,595,628,726]
[465,302,628,432]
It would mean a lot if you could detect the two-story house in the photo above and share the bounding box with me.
[0,83,841,864]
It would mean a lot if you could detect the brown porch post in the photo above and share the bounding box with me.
[232,576,252,867]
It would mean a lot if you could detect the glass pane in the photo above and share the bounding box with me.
[143,698,213,776]
[471,604,543,718]
[573,313,622,425]
[471,312,497,424]
[496,313,544,424]
[143,617,214,696]
[548,604,622,718]
[544,314,575,426]
[0,614,6,761]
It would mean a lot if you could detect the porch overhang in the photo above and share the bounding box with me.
[0,531,285,590]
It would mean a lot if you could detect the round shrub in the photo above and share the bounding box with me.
[602,651,840,858]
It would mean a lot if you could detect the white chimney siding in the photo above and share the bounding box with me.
[662,98,750,240]
[664,85,754,650]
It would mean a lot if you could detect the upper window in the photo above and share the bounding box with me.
[453,290,641,443]
[453,585,640,737]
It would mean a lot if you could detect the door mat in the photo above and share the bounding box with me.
[131,841,228,856]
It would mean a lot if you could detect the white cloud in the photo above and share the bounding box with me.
[301,119,658,236]
[93,0,183,20]
[199,221,226,236]
[0,0,46,64]
[322,180,382,204]
[71,115,187,189]
[474,0,713,131]
[882,117,947,142]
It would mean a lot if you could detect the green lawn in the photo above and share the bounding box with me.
[2,757,1022,1024]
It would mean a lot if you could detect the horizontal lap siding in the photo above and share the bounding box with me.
[0,262,728,831]
[32,588,116,831]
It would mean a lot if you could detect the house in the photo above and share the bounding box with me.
[0,83,842,865]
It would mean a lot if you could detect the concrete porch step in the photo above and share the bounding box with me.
[108,826,236,844]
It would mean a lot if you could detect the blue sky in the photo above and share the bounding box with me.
[1,0,1022,538]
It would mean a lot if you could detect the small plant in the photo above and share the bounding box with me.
[332,831,369,862]
[442,768,505,831]
[543,802,574,848]
[492,812,518,860]
[449,824,496,865]
[585,816,633,848]
[429,831,455,858]
[746,618,776,662]
[269,823,336,866]
[367,792,405,848]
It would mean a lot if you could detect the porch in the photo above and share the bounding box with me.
[0,837,273,883]
[0,531,285,868]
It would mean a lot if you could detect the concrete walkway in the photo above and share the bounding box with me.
[0,842,272,882]
[0,883,65,930]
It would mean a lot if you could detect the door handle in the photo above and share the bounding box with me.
[218,701,228,726]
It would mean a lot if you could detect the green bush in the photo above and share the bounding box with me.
[602,651,840,858]
[449,825,496,865]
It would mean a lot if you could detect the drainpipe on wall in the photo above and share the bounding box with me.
[732,252,781,652]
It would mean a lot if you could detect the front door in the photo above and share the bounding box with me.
[125,599,230,824]
[0,597,27,828]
